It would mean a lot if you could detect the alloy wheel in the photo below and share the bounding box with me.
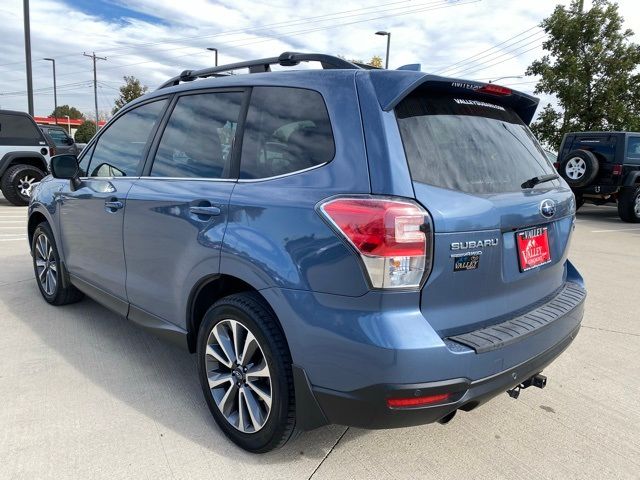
[565,157,586,180]
[635,192,640,217]
[204,319,272,433]
[35,233,57,296]
[18,174,37,198]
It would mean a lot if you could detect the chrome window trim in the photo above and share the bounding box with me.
[136,176,236,182]
[237,162,328,183]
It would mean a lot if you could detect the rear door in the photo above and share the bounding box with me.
[395,90,575,336]
[123,89,245,326]
[58,98,168,307]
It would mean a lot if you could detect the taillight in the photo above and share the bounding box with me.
[478,84,512,96]
[387,393,450,408]
[50,146,56,156]
[553,162,560,170]
[613,165,623,176]
[318,196,432,289]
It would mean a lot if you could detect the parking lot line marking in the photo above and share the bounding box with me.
[0,238,27,241]
[0,226,27,229]
[591,227,640,233]
[0,221,27,223]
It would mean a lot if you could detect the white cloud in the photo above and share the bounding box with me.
[1,0,639,118]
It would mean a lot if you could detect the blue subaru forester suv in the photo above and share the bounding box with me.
[28,53,585,453]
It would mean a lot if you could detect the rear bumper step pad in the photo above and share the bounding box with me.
[448,282,586,353]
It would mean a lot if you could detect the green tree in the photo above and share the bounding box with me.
[112,76,148,114]
[527,0,640,149]
[51,105,84,119]
[74,120,96,143]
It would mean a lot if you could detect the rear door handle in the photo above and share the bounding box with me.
[105,200,124,210]
[189,205,221,216]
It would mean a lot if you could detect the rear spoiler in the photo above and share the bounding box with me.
[367,70,539,125]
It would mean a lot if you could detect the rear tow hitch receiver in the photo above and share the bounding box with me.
[507,373,547,399]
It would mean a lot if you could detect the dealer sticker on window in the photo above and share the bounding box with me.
[516,226,552,272]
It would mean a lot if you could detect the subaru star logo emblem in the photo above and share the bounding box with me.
[540,199,556,218]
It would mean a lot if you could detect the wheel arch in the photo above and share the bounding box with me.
[27,210,48,245]
[186,273,286,354]
[0,152,48,176]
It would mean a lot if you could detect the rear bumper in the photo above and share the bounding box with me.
[303,324,580,429]
[282,277,585,431]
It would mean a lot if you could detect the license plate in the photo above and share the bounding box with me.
[516,226,551,272]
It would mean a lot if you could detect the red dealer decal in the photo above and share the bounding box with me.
[516,227,552,272]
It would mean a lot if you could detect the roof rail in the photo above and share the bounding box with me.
[157,52,361,90]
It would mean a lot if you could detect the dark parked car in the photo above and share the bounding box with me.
[557,131,640,222]
[28,53,585,452]
[39,125,80,156]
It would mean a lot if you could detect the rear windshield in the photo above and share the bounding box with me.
[396,92,559,194]
[0,113,45,146]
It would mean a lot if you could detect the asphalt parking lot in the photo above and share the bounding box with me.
[0,194,638,480]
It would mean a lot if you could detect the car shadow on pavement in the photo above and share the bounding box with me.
[6,280,364,463]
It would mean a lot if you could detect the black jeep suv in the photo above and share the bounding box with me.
[557,131,640,222]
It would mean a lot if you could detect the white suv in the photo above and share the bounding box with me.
[0,110,52,205]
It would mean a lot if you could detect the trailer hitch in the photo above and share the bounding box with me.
[507,373,547,399]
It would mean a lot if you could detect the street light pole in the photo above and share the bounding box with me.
[375,31,391,69]
[43,58,57,124]
[206,47,218,66]
[23,0,34,115]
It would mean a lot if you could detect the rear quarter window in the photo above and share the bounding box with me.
[239,87,335,179]
[0,113,45,146]
[626,137,640,165]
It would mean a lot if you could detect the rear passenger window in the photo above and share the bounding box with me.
[151,92,243,178]
[87,99,167,177]
[240,87,334,179]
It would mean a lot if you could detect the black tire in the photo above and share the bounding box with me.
[617,186,640,223]
[0,163,45,206]
[560,150,599,188]
[31,222,84,305]
[196,292,296,453]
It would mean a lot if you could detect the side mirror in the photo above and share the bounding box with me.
[50,154,82,190]
[66,136,75,145]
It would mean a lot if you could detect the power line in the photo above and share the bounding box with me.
[445,34,546,77]
[452,43,544,78]
[0,0,441,71]
[440,31,546,76]
[434,25,541,74]
[51,0,479,81]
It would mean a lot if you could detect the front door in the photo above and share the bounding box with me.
[123,90,245,326]
[58,98,168,307]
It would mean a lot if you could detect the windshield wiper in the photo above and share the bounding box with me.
[521,173,559,189]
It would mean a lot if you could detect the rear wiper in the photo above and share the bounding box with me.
[521,173,558,189]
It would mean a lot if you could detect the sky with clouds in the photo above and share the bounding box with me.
[1,0,639,119]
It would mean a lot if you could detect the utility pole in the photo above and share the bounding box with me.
[23,0,34,115]
[83,52,107,130]
[43,58,57,123]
